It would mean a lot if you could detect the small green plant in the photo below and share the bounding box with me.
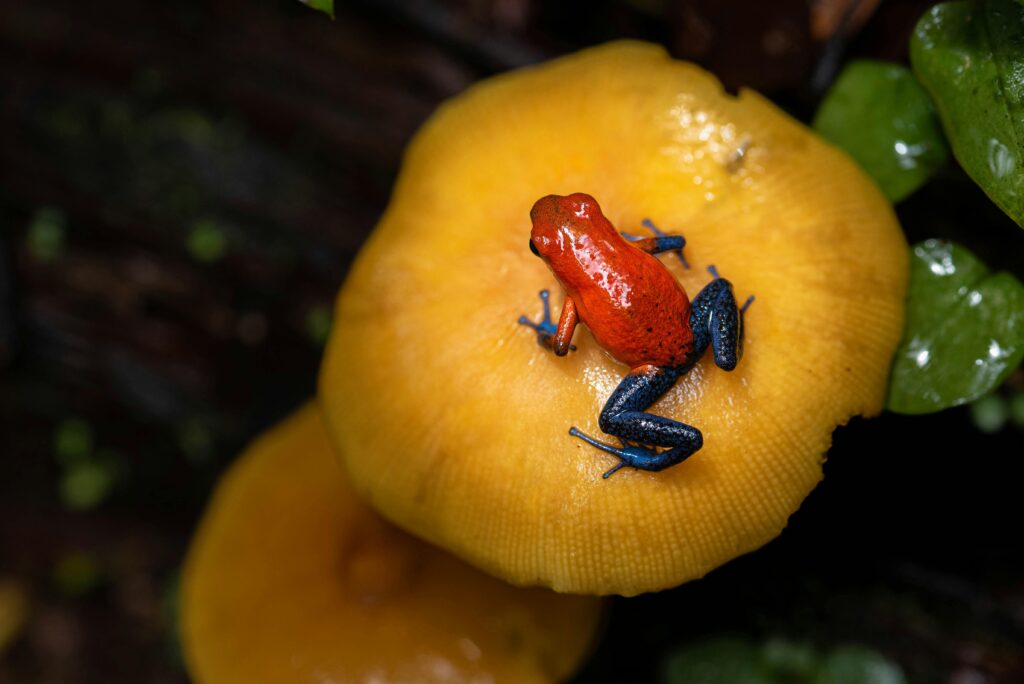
[661,637,905,684]
[812,2,1024,415]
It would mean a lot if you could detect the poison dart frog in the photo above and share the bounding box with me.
[519,193,753,478]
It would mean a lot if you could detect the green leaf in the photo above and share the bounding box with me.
[300,0,334,18]
[661,638,773,684]
[813,60,949,202]
[887,240,1024,414]
[910,0,1024,228]
[812,647,905,684]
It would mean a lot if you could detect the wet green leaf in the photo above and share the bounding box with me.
[661,638,773,684]
[812,647,905,684]
[813,60,949,202]
[910,0,1024,228]
[300,0,333,18]
[887,240,1024,413]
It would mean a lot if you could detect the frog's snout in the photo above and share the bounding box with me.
[529,239,540,257]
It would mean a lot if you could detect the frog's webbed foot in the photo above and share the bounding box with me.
[569,428,674,478]
[622,219,690,269]
[693,265,754,370]
[518,289,576,352]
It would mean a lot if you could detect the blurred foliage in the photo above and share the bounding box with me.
[911,0,1024,229]
[53,419,122,510]
[27,208,66,262]
[0,579,29,656]
[177,418,215,464]
[887,240,1024,413]
[813,647,906,684]
[1012,390,1024,426]
[300,0,334,18]
[52,553,102,599]
[305,304,333,346]
[54,419,94,466]
[161,572,184,667]
[813,60,948,202]
[662,638,770,684]
[186,219,228,263]
[970,393,1011,433]
[660,637,905,684]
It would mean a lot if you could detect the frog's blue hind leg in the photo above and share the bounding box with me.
[569,366,703,478]
[690,265,754,371]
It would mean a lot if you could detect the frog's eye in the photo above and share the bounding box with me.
[529,239,540,257]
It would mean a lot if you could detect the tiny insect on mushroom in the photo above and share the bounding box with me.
[179,403,603,683]
[319,41,908,595]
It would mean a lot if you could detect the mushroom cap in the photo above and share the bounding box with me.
[319,41,908,595]
[180,403,603,683]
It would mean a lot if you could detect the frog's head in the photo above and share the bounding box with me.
[528,193,615,264]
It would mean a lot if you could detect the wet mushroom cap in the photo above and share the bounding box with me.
[319,42,908,595]
[180,403,602,683]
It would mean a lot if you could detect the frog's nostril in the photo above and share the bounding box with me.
[529,239,540,257]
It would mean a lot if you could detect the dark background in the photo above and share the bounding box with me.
[1,0,1022,682]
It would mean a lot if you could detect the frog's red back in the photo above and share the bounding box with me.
[530,193,694,369]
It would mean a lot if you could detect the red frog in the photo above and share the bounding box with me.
[519,193,752,478]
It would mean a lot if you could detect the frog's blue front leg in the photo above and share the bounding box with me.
[690,265,754,371]
[517,289,556,343]
[518,289,576,352]
[569,366,702,478]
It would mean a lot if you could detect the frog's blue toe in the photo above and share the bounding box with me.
[569,426,672,479]
[519,289,574,350]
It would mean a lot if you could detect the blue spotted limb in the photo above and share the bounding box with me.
[570,366,703,478]
[571,268,754,478]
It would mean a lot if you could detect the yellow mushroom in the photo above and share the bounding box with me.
[180,403,602,683]
[319,41,908,595]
